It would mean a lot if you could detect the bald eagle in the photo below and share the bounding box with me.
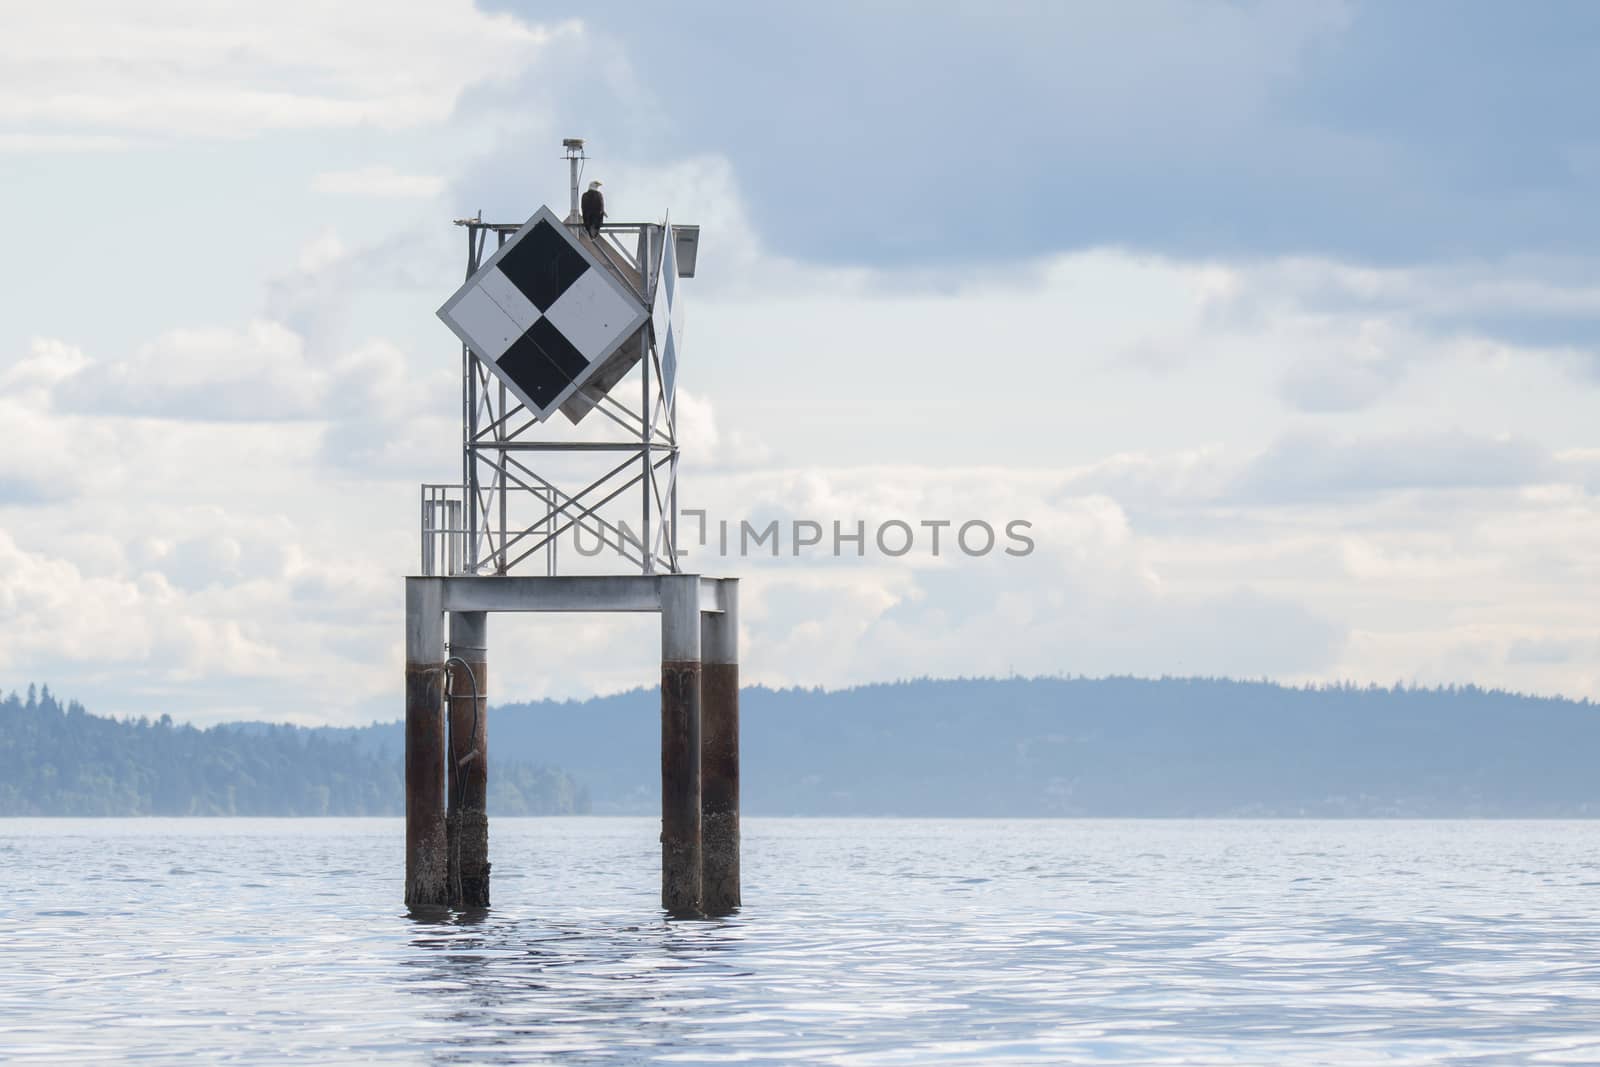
[581,180,605,238]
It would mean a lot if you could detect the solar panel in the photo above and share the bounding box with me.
[652,217,685,412]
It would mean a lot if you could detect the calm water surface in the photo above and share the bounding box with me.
[1,818,1598,1064]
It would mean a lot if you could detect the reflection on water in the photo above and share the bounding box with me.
[401,908,755,1062]
[2,818,1600,1064]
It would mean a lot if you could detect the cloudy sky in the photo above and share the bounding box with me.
[2,1,1598,724]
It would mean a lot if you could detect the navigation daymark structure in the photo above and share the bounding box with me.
[406,139,739,917]
[437,205,646,419]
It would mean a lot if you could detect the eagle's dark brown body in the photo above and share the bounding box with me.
[581,188,605,238]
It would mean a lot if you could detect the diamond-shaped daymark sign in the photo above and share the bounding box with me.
[437,205,648,421]
[651,216,685,412]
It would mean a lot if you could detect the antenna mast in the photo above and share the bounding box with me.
[563,138,586,222]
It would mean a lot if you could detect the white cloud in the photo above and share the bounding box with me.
[0,133,132,153]
[313,167,446,199]
[0,1,569,140]
[0,340,107,503]
[1231,430,1556,502]
[1,338,89,397]
[61,320,324,421]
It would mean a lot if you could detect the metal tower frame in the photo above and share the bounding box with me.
[421,216,681,578]
[406,143,739,917]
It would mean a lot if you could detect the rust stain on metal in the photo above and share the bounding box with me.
[405,662,449,908]
[660,660,703,917]
[700,662,740,915]
[448,655,490,908]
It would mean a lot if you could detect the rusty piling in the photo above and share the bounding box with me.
[660,575,703,916]
[700,580,740,915]
[405,578,449,908]
[447,610,489,909]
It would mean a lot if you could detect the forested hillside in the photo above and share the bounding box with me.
[338,676,1600,817]
[0,685,587,816]
[10,676,1600,817]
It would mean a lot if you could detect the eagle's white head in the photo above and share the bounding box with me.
[589,180,603,190]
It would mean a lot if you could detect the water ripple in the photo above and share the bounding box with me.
[1,818,1599,1064]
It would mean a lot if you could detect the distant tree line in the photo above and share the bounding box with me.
[0,685,589,816]
[10,675,1600,817]
[439,675,1600,817]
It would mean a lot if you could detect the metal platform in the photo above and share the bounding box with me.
[404,574,740,918]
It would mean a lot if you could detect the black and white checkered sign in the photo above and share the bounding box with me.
[437,205,647,420]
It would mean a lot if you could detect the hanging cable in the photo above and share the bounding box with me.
[444,656,481,807]
[443,655,480,905]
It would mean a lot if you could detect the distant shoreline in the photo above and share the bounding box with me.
[8,677,1600,818]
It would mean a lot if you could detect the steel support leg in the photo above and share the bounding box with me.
[447,611,489,908]
[700,579,740,915]
[405,579,449,908]
[660,575,703,916]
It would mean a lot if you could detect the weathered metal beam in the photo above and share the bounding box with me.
[468,441,648,452]
[404,578,449,908]
[660,575,703,917]
[447,611,489,909]
[430,575,725,615]
[454,220,670,234]
[700,579,740,916]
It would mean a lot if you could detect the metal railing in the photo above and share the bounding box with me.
[420,484,465,577]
